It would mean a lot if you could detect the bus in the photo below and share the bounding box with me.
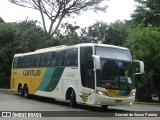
[10,43,144,109]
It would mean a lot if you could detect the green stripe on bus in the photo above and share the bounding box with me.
[37,67,65,92]
[37,68,55,91]
[44,67,65,92]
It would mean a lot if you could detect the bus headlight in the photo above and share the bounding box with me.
[130,92,136,96]
[96,90,108,96]
[130,102,133,105]
[132,92,136,96]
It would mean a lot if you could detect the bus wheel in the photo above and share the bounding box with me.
[23,85,29,98]
[101,105,108,111]
[69,90,77,107]
[18,85,23,96]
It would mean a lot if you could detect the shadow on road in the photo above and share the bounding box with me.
[24,94,128,113]
[0,90,129,113]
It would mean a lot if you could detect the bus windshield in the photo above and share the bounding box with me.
[95,46,135,89]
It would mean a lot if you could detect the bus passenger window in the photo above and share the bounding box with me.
[46,53,52,67]
[32,54,41,67]
[64,48,78,66]
[51,52,56,67]
[25,56,32,68]
[54,51,64,66]
[40,54,46,67]
[18,57,25,68]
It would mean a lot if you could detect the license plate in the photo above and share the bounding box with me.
[115,100,122,103]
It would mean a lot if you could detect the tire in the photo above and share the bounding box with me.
[18,85,23,96]
[23,85,29,98]
[69,90,77,107]
[101,105,108,111]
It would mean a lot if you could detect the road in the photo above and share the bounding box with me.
[0,89,159,120]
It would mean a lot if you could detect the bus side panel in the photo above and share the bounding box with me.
[61,67,92,104]
[35,67,65,99]
[10,68,46,94]
[61,67,79,100]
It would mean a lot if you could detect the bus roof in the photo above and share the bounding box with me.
[35,45,67,52]
[14,43,129,57]
[79,43,129,50]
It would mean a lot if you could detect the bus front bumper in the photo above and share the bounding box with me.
[94,93,135,106]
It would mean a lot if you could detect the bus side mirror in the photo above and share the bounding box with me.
[92,55,100,70]
[133,60,144,75]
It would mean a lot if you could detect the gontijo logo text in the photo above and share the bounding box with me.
[23,70,41,76]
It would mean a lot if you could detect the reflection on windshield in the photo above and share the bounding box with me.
[97,59,135,89]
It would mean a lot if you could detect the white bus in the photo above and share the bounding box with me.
[10,43,144,109]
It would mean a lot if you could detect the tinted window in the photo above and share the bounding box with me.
[54,51,64,66]
[97,59,134,89]
[17,57,25,68]
[32,54,41,67]
[96,47,132,61]
[80,47,94,88]
[25,56,32,68]
[64,48,78,66]
[50,52,56,67]
[40,53,52,67]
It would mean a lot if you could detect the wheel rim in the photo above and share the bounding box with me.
[101,105,108,110]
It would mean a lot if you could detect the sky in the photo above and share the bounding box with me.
[0,0,136,28]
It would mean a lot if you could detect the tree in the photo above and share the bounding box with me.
[79,21,128,46]
[58,22,80,45]
[0,22,18,88]
[132,0,160,26]
[125,25,160,102]
[87,22,108,43]
[45,37,62,47]
[15,19,47,52]
[0,17,4,23]
[9,0,107,38]
[0,20,47,88]
[104,20,128,46]
[46,22,80,46]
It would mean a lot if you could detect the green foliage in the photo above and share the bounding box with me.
[55,22,80,45]
[125,25,160,102]
[0,20,47,88]
[46,38,62,47]
[15,19,47,52]
[80,21,128,46]
[104,21,128,46]
[87,22,108,43]
[131,0,160,101]
[132,0,160,26]
[0,22,18,68]
[0,23,18,88]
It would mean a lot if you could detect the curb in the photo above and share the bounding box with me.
[0,88,11,91]
[135,102,160,105]
[0,88,16,94]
